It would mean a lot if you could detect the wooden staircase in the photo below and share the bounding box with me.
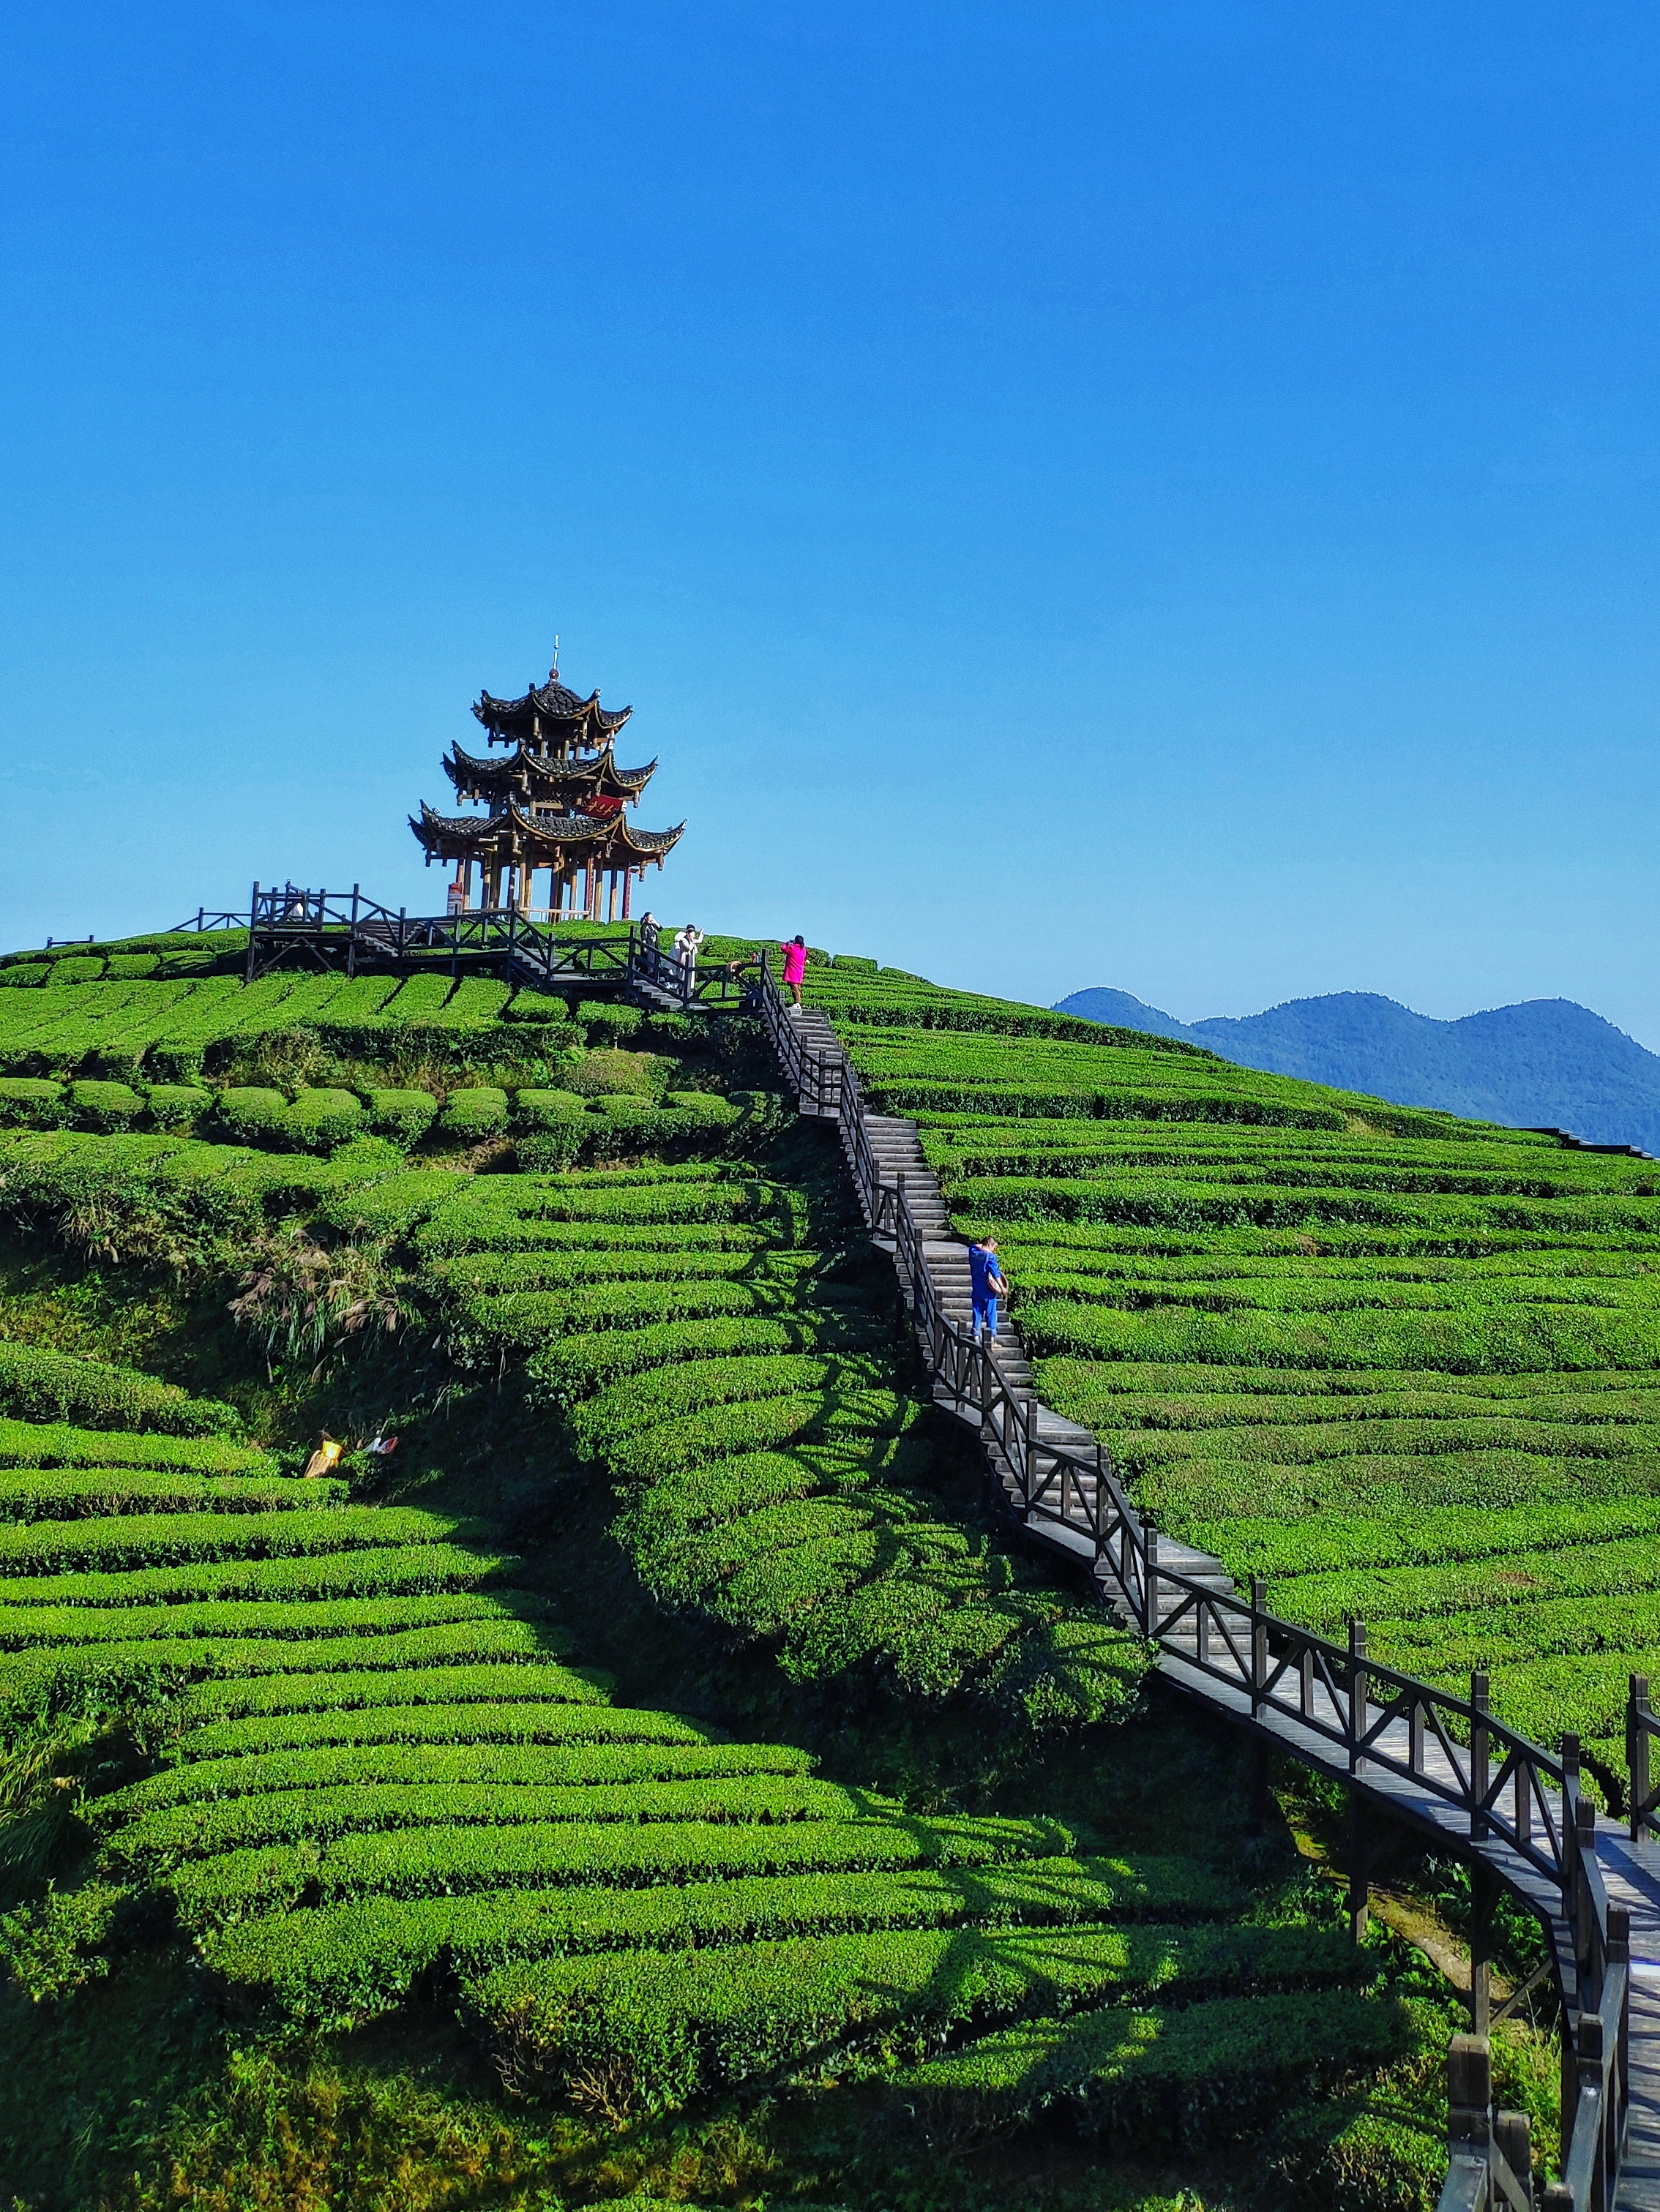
[824,1101,1239,1649]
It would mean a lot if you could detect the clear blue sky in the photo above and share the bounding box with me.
[2,6,1656,1038]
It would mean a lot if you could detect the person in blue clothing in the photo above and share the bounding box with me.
[967,1235,1009,1343]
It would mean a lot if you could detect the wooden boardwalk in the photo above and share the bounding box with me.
[774,1004,1660,2209]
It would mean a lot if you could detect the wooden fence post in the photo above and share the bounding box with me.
[1470,1862,1496,2039]
[1144,1526,1160,1640]
[1631,1673,1652,1841]
[1348,1788,1369,1945]
[1446,2032,1491,2158]
[1577,1794,1601,2010]
[1494,2108,1532,2208]
[1612,1904,1631,2128]
[1349,1619,1368,1772]
[1250,1576,1268,1718]
[1470,1670,1491,1842]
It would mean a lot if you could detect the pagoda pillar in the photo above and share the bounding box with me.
[621,869,632,921]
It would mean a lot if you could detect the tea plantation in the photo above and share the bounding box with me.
[0,930,1563,2211]
[816,959,1660,1799]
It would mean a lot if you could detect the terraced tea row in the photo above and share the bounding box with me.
[0,1074,742,1154]
[0,971,516,1077]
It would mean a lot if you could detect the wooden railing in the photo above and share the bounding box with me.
[628,933,754,1011]
[166,908,247,932]
[1437,1897,1629,2211]
[242,882,641,989]
[751,951,1631,2212]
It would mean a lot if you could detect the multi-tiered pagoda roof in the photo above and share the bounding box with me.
[410,664,683,921]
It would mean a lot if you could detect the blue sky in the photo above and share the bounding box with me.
[2,6,1656,1038]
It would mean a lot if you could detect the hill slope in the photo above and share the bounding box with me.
[1055,985,1660,1154]
[0,929,1475,2212]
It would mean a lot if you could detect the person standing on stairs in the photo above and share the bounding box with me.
[781,934,809,1014]
[968,1236,1009,1344]
[672,923,703,997]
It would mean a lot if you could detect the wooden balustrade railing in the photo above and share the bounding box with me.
[747,951,1631,2211]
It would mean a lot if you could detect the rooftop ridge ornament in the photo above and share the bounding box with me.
[411,661,682,923]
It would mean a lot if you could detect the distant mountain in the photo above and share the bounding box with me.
[1053,987,1660,1156]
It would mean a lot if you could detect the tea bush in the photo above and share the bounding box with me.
[364,1089,439,1144]
[0,1344,239,1436]
[437,1087,509,1139]
[218,1088,289,1141]
[281,1089,366,1152]
[0,1078,67,1128]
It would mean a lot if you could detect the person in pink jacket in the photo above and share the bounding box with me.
[781,934,808,1013]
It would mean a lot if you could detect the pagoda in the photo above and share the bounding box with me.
[409,662,684,921]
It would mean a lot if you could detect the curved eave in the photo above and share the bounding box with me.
[413,802,682,866]
[411,804,506,849]
[445,740,657,798]
[612,819,686,858]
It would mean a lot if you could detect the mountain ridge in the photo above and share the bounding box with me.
[1053,986,1660,1156]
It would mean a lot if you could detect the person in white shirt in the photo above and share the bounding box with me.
[671,924,704,996]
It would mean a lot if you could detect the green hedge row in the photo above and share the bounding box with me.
[0,1467,342,1523]
[108,1770,845,1870]
[468,1919,1363,2112]
[111,1734,814,1858]
[180,1807,1080,1909]
[0,1504,471,1578]
[171,1658,616,1729]
[0,1588,522,1652]
[198,1853,1238,2025]
[0,1540,515,1616]
[897,1988,1413,2148]
[0,1076,744,1156]
[0,1418,272,1475]
[0,1343,239,1436]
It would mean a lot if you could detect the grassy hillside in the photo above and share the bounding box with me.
[818,960,1660,1799]
[0,934,1560,2210]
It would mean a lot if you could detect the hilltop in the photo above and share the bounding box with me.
[1056,984,1660,1155]
[0,923,1602,2211]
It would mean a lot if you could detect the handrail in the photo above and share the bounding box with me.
[239,882,657,991]
[1542,1908,1630,2208]
[165,909,247,933]
[749,950,1630,2211]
